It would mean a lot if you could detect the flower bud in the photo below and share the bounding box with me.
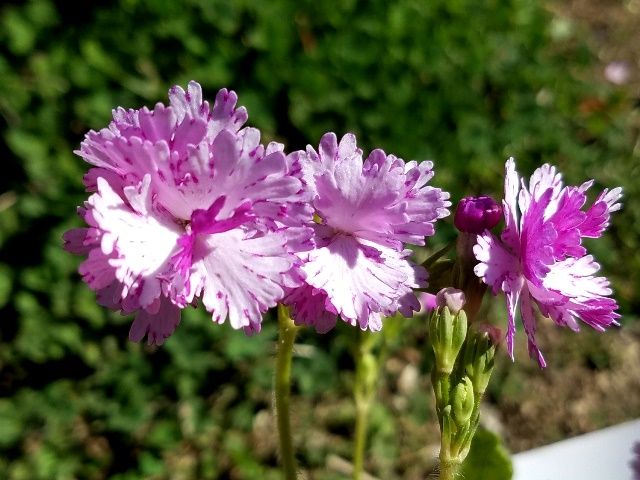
[436,287,466,315]
[429,299,468,374]
[477,323,503,346]
[453,197,498,319]
[463,326,499,396]
[452,376,475,428]
[454,196,502,234]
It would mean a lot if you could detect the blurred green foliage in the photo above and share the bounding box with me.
[0,0,637,478]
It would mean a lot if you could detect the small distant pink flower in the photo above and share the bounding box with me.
[604,61,630,85]
[64,82,310,344]
[284,133,450,332]
[474,158,621,367]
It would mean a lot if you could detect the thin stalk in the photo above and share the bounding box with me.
[275,304,299,480]
[352,395,370,480]
[439,459,460,480]
[352,329,377,480]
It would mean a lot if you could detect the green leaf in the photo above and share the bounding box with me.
[461,427,513,480]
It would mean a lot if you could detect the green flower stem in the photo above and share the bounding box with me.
[434,378,460,480]
[431,368,451,420]
[352,329,377,480]
[439,459,461,480]
[275,304,299,480]
[353,394,370,480]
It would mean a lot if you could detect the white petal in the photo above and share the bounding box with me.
[91,177,181,308]
[190,229,293,329]
[302,233,415,329]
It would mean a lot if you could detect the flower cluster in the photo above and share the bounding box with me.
[473,158,622,367]
[65,82,622,365]
[65,82,450,344]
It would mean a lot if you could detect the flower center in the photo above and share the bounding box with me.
[170,196,254,283]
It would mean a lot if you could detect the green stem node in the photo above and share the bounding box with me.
[439,459,461,480]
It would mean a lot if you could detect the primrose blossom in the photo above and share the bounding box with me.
[284,133,451,332]
[64,81,310,344]
[474,158,622,367]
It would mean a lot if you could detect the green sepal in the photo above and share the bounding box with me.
[452,376,474,428]
[463,329,496,397]
[429,306,468,374]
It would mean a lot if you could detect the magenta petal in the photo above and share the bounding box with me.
[190,198,254,236]
[298,133,450,248]
[191,196,226,228]
[521,188,556,285]
[79,249,117,291]
[96,281,125,310]
[171,116,207,153]
[63,228,99,254]
[169,233,196,290]
[243,320,263,336]
[138,105,175,143]
[475,158,621,367]
[520,285,546,368]
[535,256,620,332]
[129,297,182,345]
[580,187,623,238]
[474,232,519,296]
[418,292,438,313]
[83,167,125,193]
[210,87,248,138]
[284,285,338,333]
[500,158,521,252]
[503,277,524,361]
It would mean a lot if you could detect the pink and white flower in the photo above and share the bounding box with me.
[474,158,622,367]
[284,133,451,332]
[64,82,310,344]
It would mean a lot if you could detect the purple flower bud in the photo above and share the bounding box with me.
[477,323,503,346]
[436,287,466,315]
[454,196,502,234]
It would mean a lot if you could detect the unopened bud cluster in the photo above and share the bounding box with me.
[429,288,498,472]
